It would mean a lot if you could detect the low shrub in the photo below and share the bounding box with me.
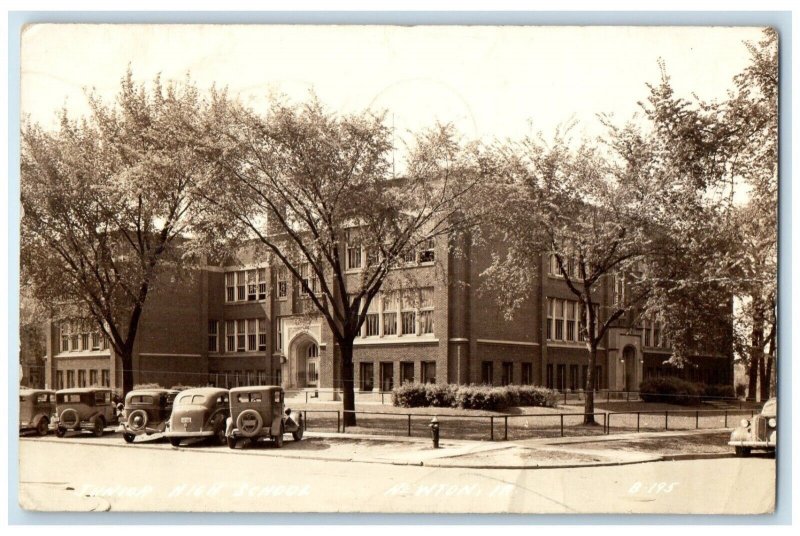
[392,382,558,410]
[639,377,705,405]
[133,383,163,390]
[703,383,736,400]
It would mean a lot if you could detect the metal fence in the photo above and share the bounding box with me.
[296,406,756,442]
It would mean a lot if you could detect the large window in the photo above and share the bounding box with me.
[225,268,268,303]
[299,263,319,294]
[78,370,87,387]
[521,363,533,385]
[419,288,434,334]
[208,320,219,352]
[56,371,64,389]
[67,370,75,388]
[501,362,513,386]
[360,362,374,391]
[382,293,398,335]
[236,320,246,352]
[643,318,668,348]
[418,238,435,263]
[422,361,436,384]
[358,288,435,338]
[276,266,288,299]
[226,320,236,352]
[247,319,258,351]
[547,297,588,342]
[90,369,98,386]
[102,369,110,387]
[346,242,363,271]
[258,319,267,351]
[481,361,493,385]
[400,361,414,384]
[380,362,394,391]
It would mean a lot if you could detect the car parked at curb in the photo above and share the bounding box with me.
[164,387,229,447]
[54,388,118,437]
[20,388,56,436]
[120,389,179,443]
[729,397,776,457]
[225,386,303,448]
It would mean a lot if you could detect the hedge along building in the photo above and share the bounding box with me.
[42,231,734,396]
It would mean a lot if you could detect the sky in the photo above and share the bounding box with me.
[21,24,765,150]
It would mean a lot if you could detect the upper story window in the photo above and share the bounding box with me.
[548,254,581,279]
[208,320,219,352]
[346,243,363,271]
[276,266,288,299]
[359,287,435,339]
[418,238,435,264]
[299,263,320,295]
[614,273,626,306]
[225,268,267,303]
[546,297,595,342]
[59,320,107,353]
[642,318,669,349]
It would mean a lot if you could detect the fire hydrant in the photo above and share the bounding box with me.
[429,416,440,448]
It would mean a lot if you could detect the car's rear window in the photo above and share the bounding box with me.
[36,394,51,404]
[130,395,154,405]
[178,394,207,405]
[237,392,263,403]
[58,394,83,403]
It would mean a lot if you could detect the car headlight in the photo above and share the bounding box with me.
[740,419,750,428]
[768,418,776,428]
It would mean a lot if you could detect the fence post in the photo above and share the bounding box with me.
[490,416,494,441]
[560,414,564,437]
[607,390,610,404]
[504,416,508,441]
[695,410,699,429]
[305,391,308,404]
[303,410,307,431]
[724,410,728,428]
[665,411,669,431]
[564,392,567,405]
[606,413,611,434]
[637,412,640,433]
[627,391,630,402]
[381,392,385,405]
[407,414,412,437]
[342,411,346,433]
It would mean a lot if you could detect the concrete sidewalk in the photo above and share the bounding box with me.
[22,428,734,472]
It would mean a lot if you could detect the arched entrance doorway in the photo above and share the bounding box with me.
[622,345,637,391]
[284,332,320,388]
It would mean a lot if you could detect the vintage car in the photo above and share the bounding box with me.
[19,388,56,436]
[120,389,179,443]
[164,387,230,447]
[225,386,303,448]
[729,397,777,457]
[54,388,118,437]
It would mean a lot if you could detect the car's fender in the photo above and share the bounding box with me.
[730,427,750,442]
[225,416,234,436]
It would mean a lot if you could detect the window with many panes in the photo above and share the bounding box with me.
[247,319,257,351]
[299,263,319,294]
[257,268,267,300]
[208,320,219,352]
[226,272,236,302]
[418,238,435,263]
[346,242,362,271]
[276,266,288,299]
[226,320,236,352]
[102,369,110,387]
[67,370,75,387]
[547,298,589,342]
[237,319,246,352]
[247,270,258,301]
[90,369,98,386]
[419,288,434,334]
[236,271,246,301]
[258,318,267,351]
[382,293,398,335]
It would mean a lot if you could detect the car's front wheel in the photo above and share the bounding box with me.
[36,418,49,436]
[123,433,136,444]
[735,446,751,457]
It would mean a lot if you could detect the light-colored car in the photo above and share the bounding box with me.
[120,389,179,443]
[20,388,56,436]
[225,386,303,449]
[54,388,118,437]
[729,397,777,457]
[164,387,230,447]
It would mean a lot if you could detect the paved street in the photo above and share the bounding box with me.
[18,434,775,514]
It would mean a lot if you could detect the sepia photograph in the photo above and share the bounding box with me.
[15,20,779,516]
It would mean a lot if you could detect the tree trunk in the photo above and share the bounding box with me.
[340,338,357,426]
[583,343,598,425]
[747,306,763,401]
[120,351,134,396]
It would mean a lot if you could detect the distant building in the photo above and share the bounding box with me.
[42,236,733,394]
